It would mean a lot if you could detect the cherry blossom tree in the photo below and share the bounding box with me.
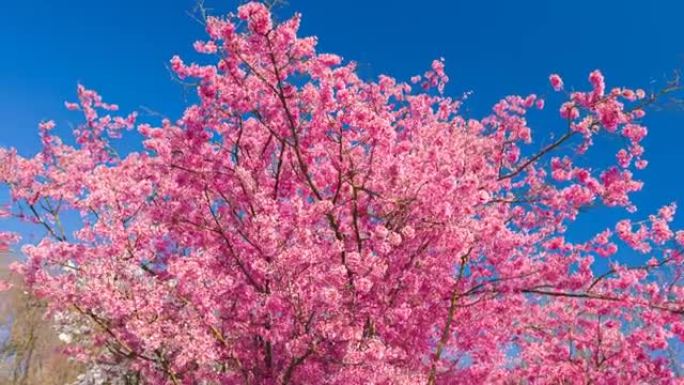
[1,2,683,384]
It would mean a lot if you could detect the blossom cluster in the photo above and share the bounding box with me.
[0,2,683,384]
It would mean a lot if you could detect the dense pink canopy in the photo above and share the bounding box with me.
[1,3,683,384]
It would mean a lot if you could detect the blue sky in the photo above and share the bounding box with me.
[1,0,684,250]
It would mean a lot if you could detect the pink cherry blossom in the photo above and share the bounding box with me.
[0,3,683,385]
[0,279,11,292]
[549,73,563,91]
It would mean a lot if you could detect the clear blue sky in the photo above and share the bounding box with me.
[1,1,683,248]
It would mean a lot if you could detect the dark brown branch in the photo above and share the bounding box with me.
[203,188,266,293]
[282,346,314,384]
[498,130,577,181]
[427,248,472,385]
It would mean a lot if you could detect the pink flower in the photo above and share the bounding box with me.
[345,252,361,270]
[0,232,20,249]
[64,101,80,110]
[622,89,636,101]
[374,225,389,240]
[39,120,56,132]
[560,102,579,120]
[657,204,676,222]
[622,124,648,143]
[635,159,648,169]
[193,40,218,54]
[0,280,12,292]
[388,232,402,246]
[595,243,618,257]
[237,2,272,35]
[549,74,564,91]
[632,109,646,119]
[615,219,632,237]
[8,261,25,275]
[589,69,605,96]
[431,58,446,77]
[400,226,415,239]
[312,199,333,216]
[676,231,684,246]
[650,218,673,244]
[356,277,373,294]
[616,149,632,168]
[593,229,612,245]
